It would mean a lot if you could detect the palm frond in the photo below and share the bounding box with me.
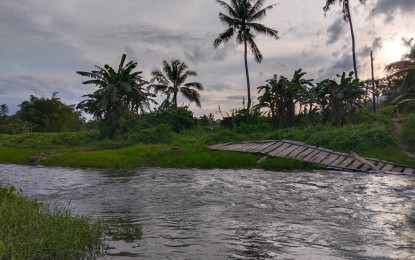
[248,4,275,22]
[184,82,204,91]
[216,0,239,18]
[249,23,279,39]
[214,27,235,48]
[385,60,412,75]
[180,87,202,108]
[218,13,239,27]
[248,36,263,63]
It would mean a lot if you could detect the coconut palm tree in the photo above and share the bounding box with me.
[150,59,204,108]
[214,0,279,110]
[77,54,156,116]
[323,0,366,79]
[77,54,156,138]
[385,38,415,113]
[385,38,415,76]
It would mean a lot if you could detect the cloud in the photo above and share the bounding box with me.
[0,72,86,114]
[374,0,415,22]
[184,34,238,64]
[358,45,372,58]
[326,18,345,45]
[207,83,233,92]
[226,95,245,101]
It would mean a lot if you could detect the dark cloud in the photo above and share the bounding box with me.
[317,52,354,80]
[374,0,415,22]
[358,45,372,58]
[326,18,345,45]
[373,37,383,49]
[108,25,238,64]
[0,73,85,114]
[184,34,238,64]
[207,83,232,92]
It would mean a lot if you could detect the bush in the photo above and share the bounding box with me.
[157,106,195,132]
[129,124,173,144]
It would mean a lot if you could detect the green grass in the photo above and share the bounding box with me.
[0,186,107,259]
[0,185,142,259]
[1,122,415,169]
[0,148,38,164]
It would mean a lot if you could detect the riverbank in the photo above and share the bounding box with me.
[1,122,414,170]
[0,185,107,259]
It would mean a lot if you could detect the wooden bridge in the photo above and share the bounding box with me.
[208,140,415,175]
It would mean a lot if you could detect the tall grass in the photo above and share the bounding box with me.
[0,186,107,259]
[1,122,414,169]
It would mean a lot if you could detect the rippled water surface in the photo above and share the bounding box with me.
[1,164,415,259]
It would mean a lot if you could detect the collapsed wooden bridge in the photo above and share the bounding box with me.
[208,140,415,175]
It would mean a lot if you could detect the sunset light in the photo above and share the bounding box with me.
[383,38,408,64]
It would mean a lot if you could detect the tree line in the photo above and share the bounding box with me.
[1,0,414,138]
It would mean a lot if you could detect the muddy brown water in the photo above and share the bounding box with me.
[0,164,414,259]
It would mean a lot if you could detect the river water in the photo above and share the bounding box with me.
[0,164,414,259]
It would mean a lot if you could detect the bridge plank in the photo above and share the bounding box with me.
[321,154,340,165]
[310,151,330,164]
[288,146,309,158]
[208,140,415,174]
[303,150,323,162]
[280,145,302,157]
[380,164,394,171]
[261,142,284,154]
[246,142,275,153]
[337,157,355,168]
[295,148,316,160]
[404,168,415,174]
[268,143,292,156]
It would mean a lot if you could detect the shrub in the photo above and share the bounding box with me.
[129,123,173,144]
[159,106,194,132]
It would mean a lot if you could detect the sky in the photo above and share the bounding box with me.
[0,0,414,119]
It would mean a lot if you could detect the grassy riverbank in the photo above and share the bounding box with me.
[1,121,414,169]
[0,185,143,259]
[0,186,107,259]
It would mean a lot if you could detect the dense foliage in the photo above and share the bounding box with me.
[76,54,157,139]
[1,94,83,134]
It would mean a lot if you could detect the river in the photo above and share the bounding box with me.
[0,164,414,259]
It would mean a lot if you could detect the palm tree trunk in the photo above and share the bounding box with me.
[173,91,178,107]
[244,40,251,110]
[347,7,358,79]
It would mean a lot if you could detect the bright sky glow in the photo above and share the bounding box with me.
[383,39,409,65]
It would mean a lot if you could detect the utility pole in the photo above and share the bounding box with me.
[371,51,376,113]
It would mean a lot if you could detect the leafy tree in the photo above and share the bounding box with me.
[214,0,279,110]
[149,59,204,108]
[323,0,366,79]
[314,71,365,126]
[76,54,156,138]
[16,94,82,132]
[255,69,313,127]
[0,104,8,116]
[0,104,9,134]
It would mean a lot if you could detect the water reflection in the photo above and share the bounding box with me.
[0,164,414,259]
